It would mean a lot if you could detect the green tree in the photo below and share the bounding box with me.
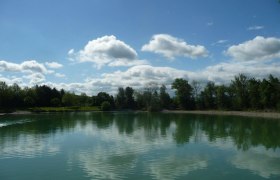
[0,82,12,109]
[62,92,77,106]
[260,75,280,110]
[159,85,171,109]
[79,93,90,106]
[216,85,230,110]
[248,78,261,109]
[191,80,202,109]
[202,82,217,109]
[172,78,194,109]
[101,101,111,111]
[135,83,162,111]
[92,92,114,107]
[230,74,249,110]
[115,87,126,109]
[125,87,135,109]
[50,98,61,107]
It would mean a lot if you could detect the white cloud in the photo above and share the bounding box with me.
[45,62,63,69]
[44,59,280,96]
[0,133,60,159]
[148,155,207,180]
[0,60,49,74]
[0,60,21,72]
[226,36,280,61]
[247,25,264,31]
[24,73,46,85]
[0,60,65,85]
[0,75,23,85]
[231,150,280,178]
[217,40,228,44]
[21,60,49,74]
[142,34,208,59]
[212,40,228,46]
[68,35,148,68]
[201,61,280,83]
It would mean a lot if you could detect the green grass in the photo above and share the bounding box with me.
[29,106,100,112]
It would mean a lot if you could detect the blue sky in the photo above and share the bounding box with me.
[0,0,280,94]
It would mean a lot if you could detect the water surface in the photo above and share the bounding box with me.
[0,112,279,179]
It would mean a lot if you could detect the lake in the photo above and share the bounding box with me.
[0,112,279,180]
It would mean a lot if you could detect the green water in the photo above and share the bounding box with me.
[0,112,279,180]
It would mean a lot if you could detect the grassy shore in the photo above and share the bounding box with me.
[1,108,280,119]
[163,110,280,119]
[29,106,100,112]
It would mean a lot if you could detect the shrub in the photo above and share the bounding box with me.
[101,101,111,111]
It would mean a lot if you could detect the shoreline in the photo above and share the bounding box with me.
[163,110,280,119]
[1,110,280,119]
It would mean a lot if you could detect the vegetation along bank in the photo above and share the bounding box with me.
[0,74,280,116]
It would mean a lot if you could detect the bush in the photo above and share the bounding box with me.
[101,101,111,111]
[50,98,61,107]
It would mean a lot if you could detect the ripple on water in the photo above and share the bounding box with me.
[77,149,138,179]
[145,154,208,180]
[0,119,33,128]
[0,134,60,159]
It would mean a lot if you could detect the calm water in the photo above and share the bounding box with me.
[0,112,280,180]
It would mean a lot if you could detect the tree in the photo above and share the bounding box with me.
[191,81,201,99]
[0,82,12,109]
[101,101,111,111]
[51,98,61,107]
[62,92,77,106]
[159,85,171,109]
[260,75,280,110]
[230,74,249,110]
[125,87,135,109]
[115,87,126,109]
[79,93,90,106]
[202,82,217,109]
[93,92,114,107]
[10,83,24,108]
[172,78,194,109]
[135,83,162,111]
[34,85,53,107]
[216,85,231,110]
[248,78,261,109]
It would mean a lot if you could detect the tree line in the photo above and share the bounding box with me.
[0,74,280,112]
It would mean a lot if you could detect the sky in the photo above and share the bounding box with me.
[0,0,280,95]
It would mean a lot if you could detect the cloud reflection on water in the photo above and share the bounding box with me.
[73,119,209,179]
[0,134,60,159]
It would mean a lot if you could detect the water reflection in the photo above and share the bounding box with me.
[0,112,279,179]
[148,154,208,180]
[231,147,280,178]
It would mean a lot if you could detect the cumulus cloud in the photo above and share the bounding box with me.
[0,60,49,74]
[0,75,23,85]
[24,73,46,85]
[44,58,280,96]
[226,36,280,61]
[142,34,208,59]
[68,35,148,68]
[247,25,264,31]
[45,62,63,69]
[0,60,65,85]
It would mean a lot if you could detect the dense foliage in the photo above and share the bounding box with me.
[0,74,280,112]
